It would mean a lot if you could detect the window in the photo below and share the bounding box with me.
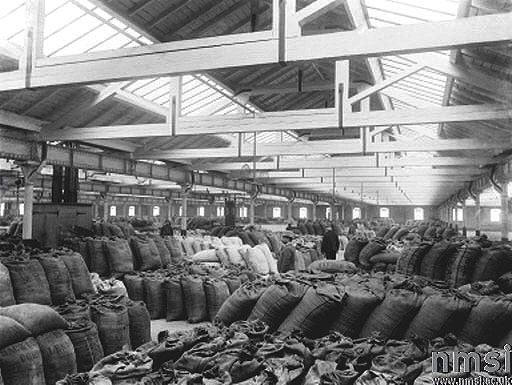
[325,207,331,219]
[414,208,424,221]
[453,207,464,221]
[109,206,117,217]
[0,202,4,217]
[299,207,308,219]
[152,206,160,217]
[128,205,135,217]
[216,206,224,217]
[272,207,281,219]
[490,208,501,223]
[197,206,205,217]
[239,206,248,218]
[178,206,183,216]
[19,203,24,216]
[379,207,389,218]
[352,207,361,219]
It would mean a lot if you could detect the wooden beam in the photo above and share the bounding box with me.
[1,13,509,90]
[0,109,43,132]
[265,175,475,184]
[134,137,509,159]
[347,64,424,105]
[243,167,484,178]
[42,103,511,140]
[235,81,333,95]
[295,0,345,26]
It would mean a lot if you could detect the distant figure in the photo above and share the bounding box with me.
[160,220,174,237]
[321,224,340,260]
[278,231,296,273]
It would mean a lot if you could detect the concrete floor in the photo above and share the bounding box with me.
[150,319,211,341]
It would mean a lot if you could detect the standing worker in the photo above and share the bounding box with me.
[160,219,174,237]
[321,223,340,260]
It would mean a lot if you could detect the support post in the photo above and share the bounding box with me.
[335,60,350,135]
[22,0,45,88]
[103,197,108,222]
[501,184,509,241]
[181,191,188,233]
[462,200,467,237]
[51,165,63,203]
[287,201,293,222]
[23,182,33,240]
[358,83,371,154]
[312,202,317,221]
[475,194,481,236]
[168,76,181,136]
[249,199,255,225]
[167,200,172,220]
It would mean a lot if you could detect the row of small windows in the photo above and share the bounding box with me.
[0,203,504,224]
[450,207,502,223]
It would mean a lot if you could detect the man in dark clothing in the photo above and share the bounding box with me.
[278,231,297,273]
[321,224,340,260]
[160,220,174,237]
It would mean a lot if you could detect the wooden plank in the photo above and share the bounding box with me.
[1,13,507,90]
[42,103,511,139]
[288,13,512,60]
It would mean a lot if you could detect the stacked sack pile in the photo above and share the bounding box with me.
[0,244,152,384]
[123,261,271,324]
[395,235,512,288]
[214,271,512,347]
[57,319,512,384]
[0,304,78,385]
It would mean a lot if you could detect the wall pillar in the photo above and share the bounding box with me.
[312,203,317,221]
[287,201,293,222]
[501,185,509,241]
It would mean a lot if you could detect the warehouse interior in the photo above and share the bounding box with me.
[0,0,512,383]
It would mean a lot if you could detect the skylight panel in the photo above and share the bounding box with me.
[0,5,24,41]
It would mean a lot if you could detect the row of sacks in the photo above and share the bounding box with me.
[189,244,279,275]
[122,262,259,323]
[90,221,134,239]
[395,239,512,287]
[56,319,508,385]
[210,228,285,254]
[374,222,458,243]
[70,234,247,276]
[0,249,96,307]
[215,271,512,348]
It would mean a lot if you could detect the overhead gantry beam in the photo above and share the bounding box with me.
[0,135,346,204]
[41,103,511,140]
[2,12,512,91]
